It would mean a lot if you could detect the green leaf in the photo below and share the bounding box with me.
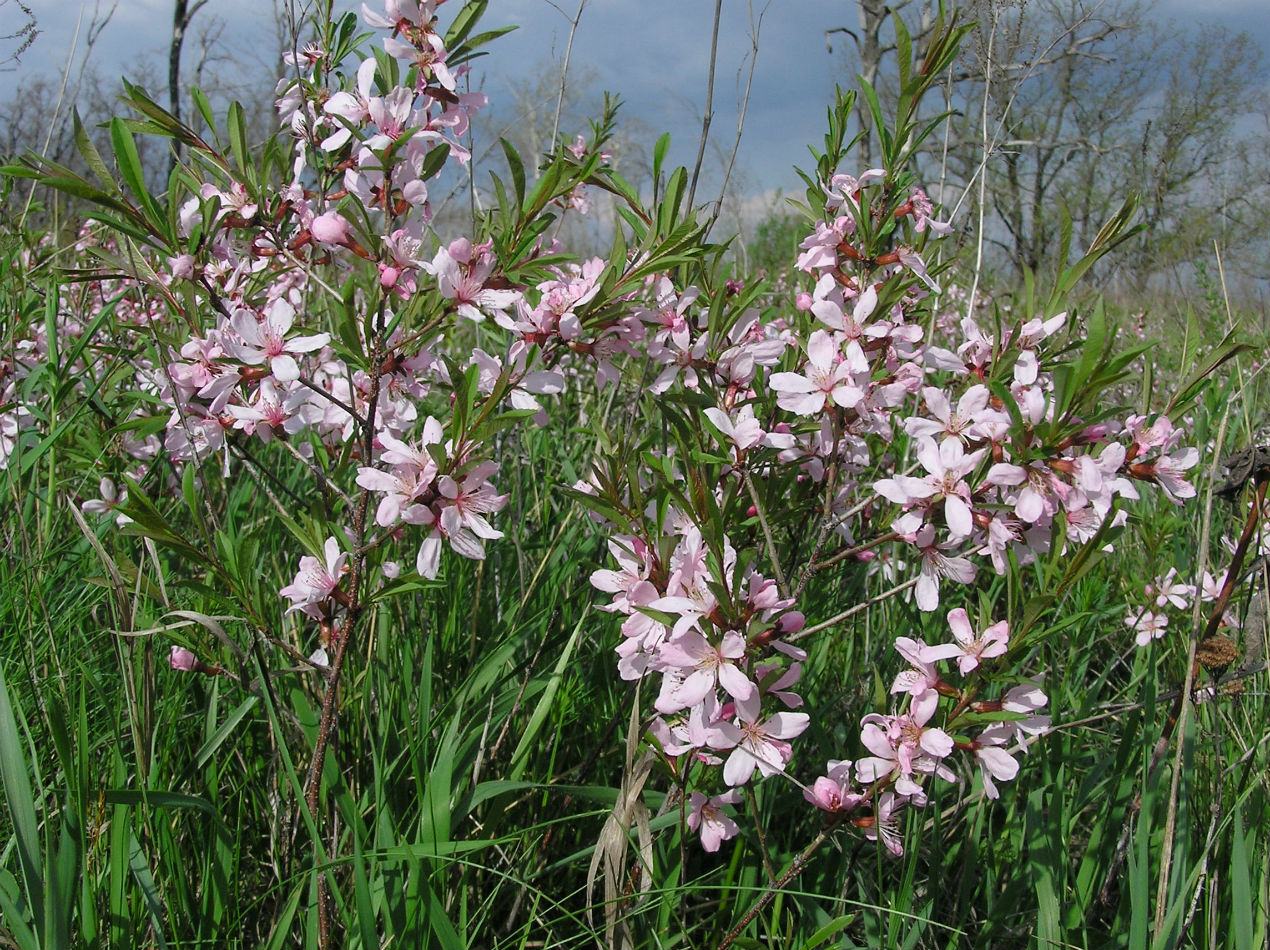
[227,100,249,177]
[806,915,856,950]
[0,664,43,941]
[445,0,488,48]
[450,27,516,67]
[895,15,913,92]
[194,696,258,769]
[652,132,671,195]
[365,573,446,604]
[104,789,220,816]
[109,118,161,230]
[1164,327,1254,416]
[507,612,587,782]
[500,138,526,208]
[418,142,451,182]
[1229,809,1254,950]
[117,477,213,568]
[190,86,217,135]
[74,111,118,194]
[126,832,170,950]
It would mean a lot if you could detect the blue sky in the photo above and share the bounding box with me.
[2,0,1266,196]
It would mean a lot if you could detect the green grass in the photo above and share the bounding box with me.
[2,30,1268,943]
[2,258,1267,948]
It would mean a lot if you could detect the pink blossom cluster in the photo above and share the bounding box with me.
[589,173,1202,625]
[590,518,811,851]
[1125,562,1242,648]
[277,1,483,202]
[5,0,1215,873]
[34,3,562,667]
[354,417,509,577]
[586,168,1202,853]
[803,609,1049,856]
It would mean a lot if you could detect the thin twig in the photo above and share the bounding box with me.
[304,297,388,948]
[706,0,766,231]
[743,468,789,599]
[717,830,829,950]
[295,373,365,428]
[789,577,920,643]
[686,0,723,212]
[549,0,588,147]
[809,531,900,573]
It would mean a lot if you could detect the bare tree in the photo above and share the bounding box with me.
[936,0,1266,295]
[825,0,940,168]
[0,0,38,71]
[168,0,209,175]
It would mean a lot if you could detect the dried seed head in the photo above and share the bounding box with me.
[1196,635,1240,670]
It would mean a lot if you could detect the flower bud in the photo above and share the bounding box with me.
[310,211,352,246]
[169,645,199,672]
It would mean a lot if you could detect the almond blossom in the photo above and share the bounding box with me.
[804,759,863,813]
[856,692,955,801]
[279,537,348,620]
[654,629,755,713]
[768,330,869,416]
[1125,609,1168,647]
[715,692,810,786]
[687,790,742,852]
[227,299,330,383]
[969,724,1020,799]
[943,608,1009,674]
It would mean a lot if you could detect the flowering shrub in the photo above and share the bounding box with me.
[0,2,1255,947]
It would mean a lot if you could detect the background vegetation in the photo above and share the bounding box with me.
[1,1,1267,947]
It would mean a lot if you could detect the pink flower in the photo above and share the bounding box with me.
[355,419,445,526]
[226,378,314,443]
[1146,567,1192,610]
[402,463,508,578]
[999,679,1050,745]
[169,645,217,675]
[904,188,953,236]
[914,436,985,540]
[655,629,755,713]
[436,462,508,543]
[81,477,133,526]
[310,211,352,246]
[715,693,809,786]
[856,693,955,800]
[321,57,378,151]
[652,692,728,760]
[169,645,199,672]
[804,759,862,813]
[279,537,347,619]
[637,276,700,350]
[427,238,520,323]
[687,790,741,852]
[769,331,868,416]
[943,608,1009,674]
[227,299,330,383]
[1150,447,1201,504]
[1126,609,1168,647]
[859,790,905,856]
[810,282,878,340]
[910,525,977,612]
[704,405,765,453]
[903,385,990,443]
[890,636,950,698]
[591,535,655,613]
[1200,571,1223,602]
[972,724,1021,799]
